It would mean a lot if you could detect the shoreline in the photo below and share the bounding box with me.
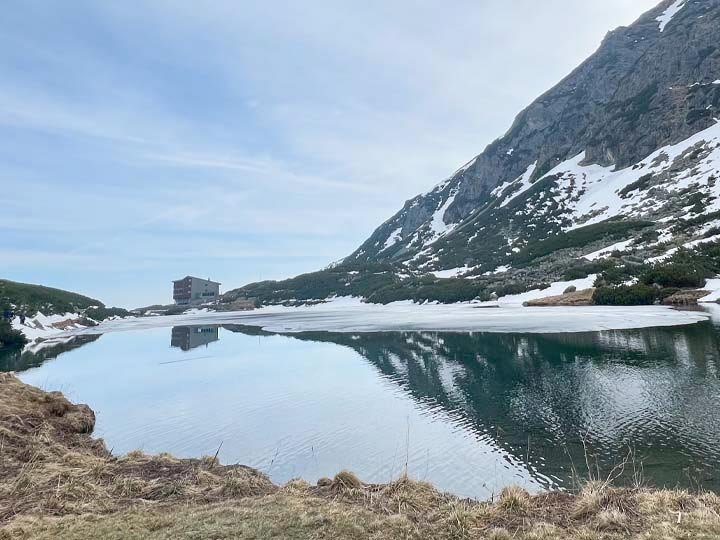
[2,373,720,539]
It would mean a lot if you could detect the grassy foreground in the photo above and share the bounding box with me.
[1,373,720,539]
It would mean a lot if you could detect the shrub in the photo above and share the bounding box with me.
[511,219,651,266]
[84,306,130,321]
[562,260,615,281]
[0,321,27,347]
[640,263,707,289]
[595,264,646,287]
[618,173,653,198]
[593,284,658,306]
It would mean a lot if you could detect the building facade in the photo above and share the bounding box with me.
[172,276,221,305]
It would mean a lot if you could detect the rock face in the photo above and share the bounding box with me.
[346,0,720,280]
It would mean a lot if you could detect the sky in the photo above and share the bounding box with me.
[0,0,660,308]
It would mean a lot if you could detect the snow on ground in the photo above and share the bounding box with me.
[10,312,96,351]
[656,0,686,32]
[427,189,460,244]
[60,292,708,337]
[647,248,678,263]
[431,267,471,279]
[534,121,720,231]
[648,233,720,264]
[381,227,403,251]
[483,265,511,276]
[496,275,597,306]
[583,240,634,261]
[699,278,720,303]
[498,161,538,208]
[183,308,211,315]
[12,312,87,342]
[685,233,720,250]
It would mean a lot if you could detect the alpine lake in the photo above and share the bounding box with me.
[3,306,720,500]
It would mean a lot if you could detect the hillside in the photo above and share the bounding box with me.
[225,0,720,307]
[0,279,129,348]
[0,279,102,316]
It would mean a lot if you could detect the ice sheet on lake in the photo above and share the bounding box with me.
[69,299,709,336]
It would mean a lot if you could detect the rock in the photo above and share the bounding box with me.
[662,290,710,306]
[525,288,595,307]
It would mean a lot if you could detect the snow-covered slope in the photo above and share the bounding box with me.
[225,0,720,307]
[10,312,92,350]
[345,0,720,280]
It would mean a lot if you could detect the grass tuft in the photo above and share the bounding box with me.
[332,470,363,491]
[499,485,530,511]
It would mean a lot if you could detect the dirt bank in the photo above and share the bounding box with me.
[1,373,719,539]
[525,288,596,307]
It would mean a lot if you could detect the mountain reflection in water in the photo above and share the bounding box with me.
[3,319,720,496]
[223,323,720,491]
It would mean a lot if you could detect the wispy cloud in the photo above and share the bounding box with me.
[0,0,660,307]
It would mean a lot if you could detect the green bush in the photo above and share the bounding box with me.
[640,263,708,289]
[562,260,615,281]
[593,284,658,306]
[0,320,27,347]
[618,173,653,198]
[84,306,130,321]
[511,219,651,266]
[594,264,647,287]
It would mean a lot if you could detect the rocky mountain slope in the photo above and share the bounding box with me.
[348,0,720,273]
[225,0,720,305]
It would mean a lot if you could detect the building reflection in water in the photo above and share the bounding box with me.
[170,326,220,351]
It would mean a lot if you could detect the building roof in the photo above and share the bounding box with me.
[172,276,221,285]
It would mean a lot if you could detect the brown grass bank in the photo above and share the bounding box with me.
[524,288,595,307]
[1,372,719,539]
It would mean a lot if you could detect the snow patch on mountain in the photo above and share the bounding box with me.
[12,312,90,346]
[497,161,538,208]
[483,265,511,276]
[382,227,403,251]
[537,121,720,230]
[656,0,686,32]
[427,188,460,244]
[583,240,636,261]
[431,266,472,279]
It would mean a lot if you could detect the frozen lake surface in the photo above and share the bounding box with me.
[75,298,709,336]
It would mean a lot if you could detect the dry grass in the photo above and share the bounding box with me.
[1,372,720,539]
[524,288,595,307]
[0,373,275,523]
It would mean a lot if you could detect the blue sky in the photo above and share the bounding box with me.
[1,0,658,308]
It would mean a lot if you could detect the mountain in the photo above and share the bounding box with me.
[224,0,720,306]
